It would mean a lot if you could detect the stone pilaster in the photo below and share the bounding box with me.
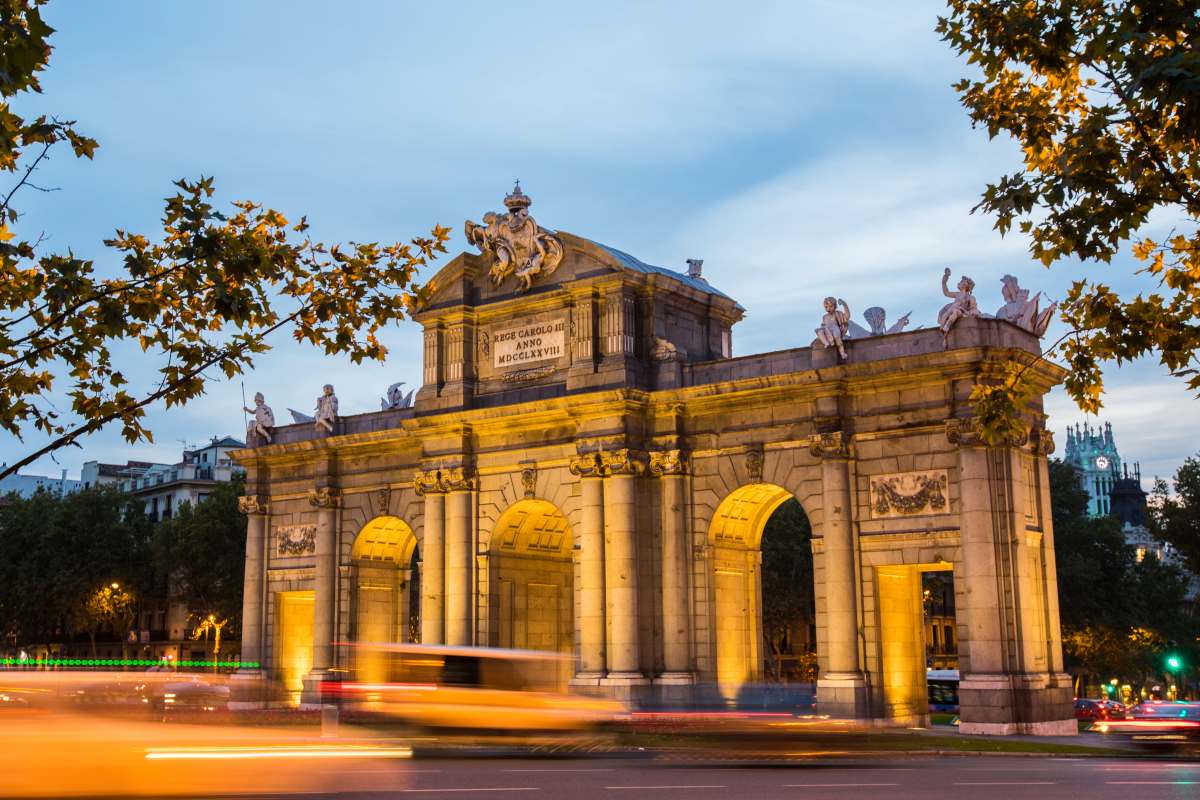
[236,495,268,671]
[443,467,476,646]
[809,431,868,719]
[307,486,341,675]
[570,452,607,683]
[947,417,1075,736]
[600,449,647,686]
[415,468,446,645]
[649,449,692,681]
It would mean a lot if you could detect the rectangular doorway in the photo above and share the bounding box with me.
[276,590,314,700]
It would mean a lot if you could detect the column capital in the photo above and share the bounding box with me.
[808,431,850,460]
[238,495,269,515]
[648,449,687,476]
[414,465,476,495]
[569,451,608,478]
[1029,427,1055,456]
[307,487,341,508]
[601,448,647,477]
[945,416,1030,448]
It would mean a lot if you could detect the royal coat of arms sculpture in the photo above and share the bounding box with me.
[465,182,565,292]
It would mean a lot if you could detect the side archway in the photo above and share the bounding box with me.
[707,483,800,696]
[488,499,573,661]
[350,516,420,681]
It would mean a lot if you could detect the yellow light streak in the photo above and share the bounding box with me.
[144,744,412,760]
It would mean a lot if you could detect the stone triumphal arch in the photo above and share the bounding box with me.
[233,186,1074,734]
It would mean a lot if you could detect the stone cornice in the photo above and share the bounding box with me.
[307,487,342,508]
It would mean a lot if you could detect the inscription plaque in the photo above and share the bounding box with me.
[493,318,565,369]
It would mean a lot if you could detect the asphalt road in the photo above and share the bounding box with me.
[261,755,1200,799]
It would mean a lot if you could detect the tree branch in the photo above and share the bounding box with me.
[0,306,304,482]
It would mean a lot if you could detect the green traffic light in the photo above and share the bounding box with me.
[1166,655,1182,670]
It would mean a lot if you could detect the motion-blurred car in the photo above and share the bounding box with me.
[147,677,230,717]
[321,643,623,732]
[1093,701,1200,748]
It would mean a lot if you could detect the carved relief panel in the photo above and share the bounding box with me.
[869,470,950,519]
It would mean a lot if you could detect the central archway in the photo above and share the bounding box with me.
[488,499,573,661]
[350,516,419,681]
[707,483,804,697]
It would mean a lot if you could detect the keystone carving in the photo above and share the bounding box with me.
[307,487,342,508]
[808,431,850,459]
[648,449,687,476]
[745,449,764,482]
[413,466,477,495]
[237,495,268,515]
[520,466,537,498]
[376,486,392,515]
[465,182,565,292]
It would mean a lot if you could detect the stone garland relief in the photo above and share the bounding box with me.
[275,524,317,556]
[237,495,268,515]
[869,470,950,519]
[413,466,476,495]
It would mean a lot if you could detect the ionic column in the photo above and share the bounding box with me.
[236,495,269,671]
[809,432,867,717]
[650,450,691,678]
[443,468,475,646]
[601,449,646,681]
[308,486,341,673]
[569,454,607,681]
[415,469,446,645]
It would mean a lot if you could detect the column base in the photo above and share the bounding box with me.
[817,672,870,719]
[653,672,696,686]
[227,669,266,710]
[599,672,648,704]
[299,670,331,709]
[958,671,1076,736]
[570,671,606,688]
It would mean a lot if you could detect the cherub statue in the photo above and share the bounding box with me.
[315,384,338,434]
[814,296,851,359]
[243,392,275,444]
[937,268,980,335]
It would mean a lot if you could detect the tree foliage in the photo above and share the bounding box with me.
[0,480,246,648]
[1048,458,1197,690]
[1149,453,1200,576]
[0,0,448,480]
[939,1,1200,427]
[0,484,153,645]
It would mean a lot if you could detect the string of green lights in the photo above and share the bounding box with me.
[0,657,259,668]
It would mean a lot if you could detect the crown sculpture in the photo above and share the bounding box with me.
[465,182,566,292]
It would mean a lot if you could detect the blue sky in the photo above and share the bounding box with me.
[5,1,1197,484]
